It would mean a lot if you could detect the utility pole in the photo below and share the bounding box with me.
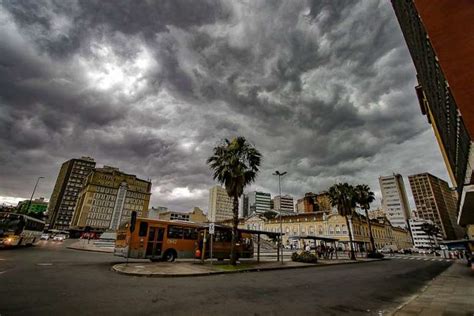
[273,170,287,264]
[26,176,44,213]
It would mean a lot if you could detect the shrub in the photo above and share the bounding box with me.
[291,251,318,263]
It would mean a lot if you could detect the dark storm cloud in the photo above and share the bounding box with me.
[0,0,448,210]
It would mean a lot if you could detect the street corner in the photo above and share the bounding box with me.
[110,258,385,278]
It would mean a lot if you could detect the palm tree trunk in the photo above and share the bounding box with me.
[230,196,239,265]
[345,215,356,260]
[364,208,376,253]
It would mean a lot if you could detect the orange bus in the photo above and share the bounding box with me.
[114,218,254,262]
[114,218,200,261]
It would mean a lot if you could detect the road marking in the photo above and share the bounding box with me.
[37,263,53,266]
[0,271,6,274]
[423,258,429,261]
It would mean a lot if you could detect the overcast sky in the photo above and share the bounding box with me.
[0,0,449,211]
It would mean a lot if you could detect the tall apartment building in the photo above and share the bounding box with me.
[273,195,294,212]
[208,186,233,222]
[379,174,411,228]
[409,218,443,249]
[47,157,96,230]
[71,166,151,231]
[391,1,474,227]
[243,191,271,215]
[408,173,464,240]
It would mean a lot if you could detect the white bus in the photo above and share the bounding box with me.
[0,212,45,247]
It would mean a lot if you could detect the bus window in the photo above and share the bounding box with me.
[183,227,197,240]
[139,222,148,236]
[215,229,232,242]
[168,226,183,239]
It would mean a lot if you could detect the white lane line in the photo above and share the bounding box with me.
[37,263,53,266]
[423,258,429,261]
[0,271,6,275]
[409,257,416,260]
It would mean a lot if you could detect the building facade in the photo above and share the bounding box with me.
[17,197,48,213]
[243,191,271,215]
[71,166,151,231]
[379,174,411,228]
[208,186,234,222]
[391,1,474,227]
[409,218,443,249]
[47,157,96,230]
[296,192,332,213]
[239,212,412,251]
[273,195,294,212]
[152,207,207,223]
[408,173,465,240]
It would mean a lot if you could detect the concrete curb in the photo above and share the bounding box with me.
[111,258,385,278]
[67,245,113,254]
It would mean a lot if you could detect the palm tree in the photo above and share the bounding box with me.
[421,222,440,252]
[354,184,376,254]
[328,183,357,260]
[207,137,261,265]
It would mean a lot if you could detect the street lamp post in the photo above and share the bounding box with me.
[273,170,287,264]
[26,176,44,212]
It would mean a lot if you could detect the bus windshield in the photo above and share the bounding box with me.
[0,214,23,234]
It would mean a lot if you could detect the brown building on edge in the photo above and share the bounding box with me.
[408,173,465,240]
[392,1,474,227]
[47,157,96,230]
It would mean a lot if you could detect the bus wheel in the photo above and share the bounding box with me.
[163,250,177,262]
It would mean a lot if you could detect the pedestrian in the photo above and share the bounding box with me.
[305,244,311,252]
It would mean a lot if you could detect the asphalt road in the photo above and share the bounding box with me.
[0,241,451,316]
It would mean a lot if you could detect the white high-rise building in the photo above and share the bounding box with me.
[208,186,233,222]
[409,218,443,249]
[379,174,411,229]
[243,191,271,216]
[273,195,294,212]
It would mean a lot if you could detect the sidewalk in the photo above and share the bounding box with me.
[67,240,113,253]
[394,262,474,315]
[112,257,382,277]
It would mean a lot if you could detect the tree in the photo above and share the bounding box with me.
[262,210,277,220]
[421,222,440,252]
[328,183,357,260]
[354,184,376,254]
[207,137,261,265]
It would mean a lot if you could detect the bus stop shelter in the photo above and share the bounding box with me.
[200,224,284,263]
[288,235,339,259]
[238,228,285,263]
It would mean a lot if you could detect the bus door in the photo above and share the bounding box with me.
[146,226,165,258]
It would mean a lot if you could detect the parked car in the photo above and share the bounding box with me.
[53,234,67,242]
[40,233,50,240]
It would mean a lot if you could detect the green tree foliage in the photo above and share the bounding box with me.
[328,183,357,260]
[207,137,261,265]
[354,184,376,253]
